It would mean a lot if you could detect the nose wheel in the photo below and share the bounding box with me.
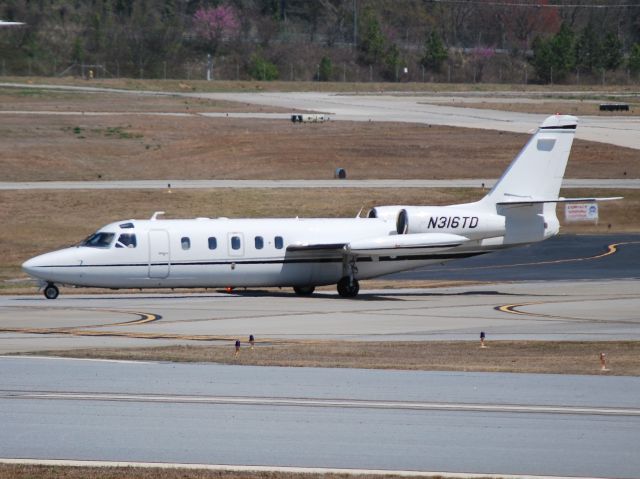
[337,277,359,298]
[43,283,59,300]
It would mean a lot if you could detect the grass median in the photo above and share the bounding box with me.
[23,340,640,376]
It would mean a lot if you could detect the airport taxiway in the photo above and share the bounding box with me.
[1,356,639,478]
[1,234,639,353]
[1,82,638,149]
[1,279,639,354]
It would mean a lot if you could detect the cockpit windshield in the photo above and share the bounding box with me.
[81,232,115,248]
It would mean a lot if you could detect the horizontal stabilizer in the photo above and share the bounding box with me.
[347,233,468,256]
[497,196,623,206]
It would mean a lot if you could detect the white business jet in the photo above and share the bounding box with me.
[22,115,619,299]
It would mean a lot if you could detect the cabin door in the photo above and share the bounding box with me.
[148,230,170,278]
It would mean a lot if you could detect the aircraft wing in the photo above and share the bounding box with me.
[287,233,468,257]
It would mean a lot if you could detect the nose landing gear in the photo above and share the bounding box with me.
[43,283,59,300]
[337,277,359,298]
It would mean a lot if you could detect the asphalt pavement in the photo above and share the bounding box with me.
[388,233,640,282]
[1,356,639,477]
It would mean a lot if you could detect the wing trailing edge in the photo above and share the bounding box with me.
[347,233,468,256]
[287,233,469,257]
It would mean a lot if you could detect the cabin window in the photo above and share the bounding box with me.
[231,235,241,250]
[115,233,137,248]
[181,237,191,250]
[274,236,284,249]
[208,237,217,250]
[81,232,115,248]
[255,236,264,249]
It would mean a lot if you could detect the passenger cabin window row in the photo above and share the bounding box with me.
[179,235,285,251]
[252,235,284,250]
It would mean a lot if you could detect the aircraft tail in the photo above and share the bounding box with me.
[481,114,577,206]
[470,115,620,245]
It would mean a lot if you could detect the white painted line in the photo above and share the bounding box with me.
[0,458,610,479]
[3,391,638,416]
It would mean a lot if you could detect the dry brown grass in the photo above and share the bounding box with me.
[0,89,638,182]
[27,341,640,376]
[0,87,288,113]
[0,464,426,479]
[1,188,636,284]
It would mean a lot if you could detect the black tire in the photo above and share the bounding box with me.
[293,285,315,296]
[44,284,59,300]
[337,277,359,298]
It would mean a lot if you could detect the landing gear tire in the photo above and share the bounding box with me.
[44,283,59,300]
[293,285,315,296]
[337,277,359,298]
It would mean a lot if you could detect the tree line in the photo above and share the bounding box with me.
[1,0,639,84]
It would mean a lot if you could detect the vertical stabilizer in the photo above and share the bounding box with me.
[481,115,577,206]
[475,115,578,245]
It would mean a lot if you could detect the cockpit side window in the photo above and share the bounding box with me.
[115,233,137,248]
[81,232,115,248]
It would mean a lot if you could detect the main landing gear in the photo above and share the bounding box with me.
[337,277,359,298]
[337,253,360,298]
[43,283,59,300]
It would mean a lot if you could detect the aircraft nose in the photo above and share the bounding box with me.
[22,256,43,277]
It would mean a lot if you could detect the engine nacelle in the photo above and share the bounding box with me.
[368,205,410,222]
[396,206,505,240]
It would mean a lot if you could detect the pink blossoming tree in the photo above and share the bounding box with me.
[192,4,240,56]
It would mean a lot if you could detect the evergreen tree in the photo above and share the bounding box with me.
[357,7,385,66]
[574,23,603,73]
[383,43,401,81]
[248,52,279,80]
[318,56,332,81]
[531,23,574,83]
[421,31,448,73]
[602,32,622,71]
[629,43,640,75]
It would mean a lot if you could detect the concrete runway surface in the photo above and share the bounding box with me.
[1,357,640,478]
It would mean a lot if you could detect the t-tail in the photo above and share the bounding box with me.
[473,114,620,245]
[370,114,621,248]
